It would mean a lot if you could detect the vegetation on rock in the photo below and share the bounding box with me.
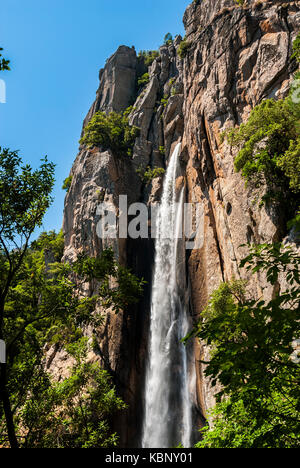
[138,50,159,67]
[222,34,300,233]
[0,48,10,71]
[187,243,300,448]
[80,108,140,157]
[136,165,165,185]
[62,175,73,192]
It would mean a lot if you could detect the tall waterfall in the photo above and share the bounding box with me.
[142,143,194,448]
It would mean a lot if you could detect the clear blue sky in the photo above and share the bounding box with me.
[0,0,188,238]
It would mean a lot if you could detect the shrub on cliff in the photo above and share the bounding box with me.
[178,38,191,59]
[0,48,10,71]
[292,32,300,62]
[62,175,72,192]
[136,165,165,185]
[223,92,300,230]
[80,109,140,157]
[0,231,145,447]
[138,50,159,67]
[228,98,299,196]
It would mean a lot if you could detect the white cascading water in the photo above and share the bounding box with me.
[142,143,194,448]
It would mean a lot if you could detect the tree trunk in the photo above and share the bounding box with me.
[0,363,19,448]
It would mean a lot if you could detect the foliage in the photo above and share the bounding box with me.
[160,95,169,108]
[138,50,159,67]
[0,48,10,71]
[137,72,150,88]
[188,243,300,448]
[73,249,146,314]
[80,110,139,157]
[0,231,145,447]
[227,99,298,191]
[178,39,191,59]
[0,148,55,249]
[159,146,165,156]
[222,36,300,221]
[276,138,300,192]
[62,175,73,192]
[164,33,173,46]
[292,32,300,62]
[287,209,300,236]
[223,94,300,221]
[18,339,126,448]
[136,166,165,185]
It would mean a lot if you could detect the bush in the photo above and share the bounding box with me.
[62,175,73,192]
[164,33,173,46]
[0,47,10,71]
[136,166,165,185]
[223,96,300,216]
[178,39,191,59]
[138,50,159,67]
[138,72,150,87]
[292,32,300,62]
[80,109,140,157]
[188,244,300,448]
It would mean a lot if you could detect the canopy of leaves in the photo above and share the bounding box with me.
[62,175,73,192]
[136,166,165,185]
[178,39,191,59]
[0,148,55,248]
[137,72,150,88]
[138,50,159,67]
[0,48,10,71]
[79,109,140,157]
[17,339,126,448]
[164,33,173,46]
[0,232,145,447]
[292,32,300,62]
[226,99,299,202]
[223,37,300,224]
[188,243,300,448]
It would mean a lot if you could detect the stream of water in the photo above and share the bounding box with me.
[142,143,194,448]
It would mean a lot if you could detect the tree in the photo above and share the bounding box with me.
[79,109,140,157]
[163,33,173,46]
[222,33,300,227]
[0,48,10,71]
[0,231,145,447]
[292,32,300,62]
[187,243,300,448]
[0,149,55,448]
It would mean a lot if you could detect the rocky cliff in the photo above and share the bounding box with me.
[59,0,300,447]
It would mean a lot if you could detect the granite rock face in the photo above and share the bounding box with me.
[58,0,300,446]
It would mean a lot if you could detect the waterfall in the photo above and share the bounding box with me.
[142,142,194,449]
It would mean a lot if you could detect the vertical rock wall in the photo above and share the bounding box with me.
[60,0,300,446]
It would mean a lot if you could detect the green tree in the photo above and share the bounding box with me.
[138,50,159,67]
[0,149,55,448]
[0,232,144,447]
[178,38,191,59]
[137,73,150,88]
[222,33,300,227]
[80,110,139,157]
[62,175,73,192]
[292,32,300,62]
[0,48,10,71]
[164,33,173,46]
[187,243,300,448]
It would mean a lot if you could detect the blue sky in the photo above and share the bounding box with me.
[0,0,188,237]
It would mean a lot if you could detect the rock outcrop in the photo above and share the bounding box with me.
[58,0,300,446]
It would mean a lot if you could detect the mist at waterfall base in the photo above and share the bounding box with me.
[142,143,196,449]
